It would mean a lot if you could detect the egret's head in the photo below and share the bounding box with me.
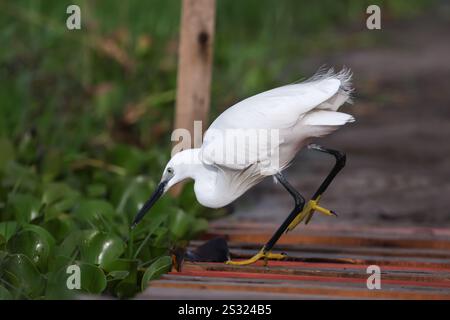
[131,149,200,228]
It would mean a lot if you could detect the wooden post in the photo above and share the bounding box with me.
[172,0,216,194]
[174,0,216,147]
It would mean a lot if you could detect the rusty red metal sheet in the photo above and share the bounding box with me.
[139,221,450,300]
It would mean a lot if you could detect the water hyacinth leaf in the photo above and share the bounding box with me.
[0,137,14,171]
[86,183,107,198]
[113,176,155,221]
[123,182,153,217]
[132,213,167,259]
[0,285,13,300]
[141,255,172,291]
[190,218,208,237]
[6,225,55,272]
[0,250,7,261]
[177,182,204,215]
[78,262,107,294]
[41,149,64,182]
[42,214,75,243]
[1,162,39,194]
[1,254,45,298]
[169,210,192,240]
[152,226,169,246]
[22,224,56,249]
[80,231,125,267]
[56,229,85,257]
[42,182,80,213]
[0,221,17,241]
[147,246,169,261]
[114,279,138,299]
[110,259,138,299]
[103,258,138,274]
[7,193,42,225]
[45,264,77,300]
[47,254,73,273]
[108,270,129,280]
[108,144,145,175]
[73,199,116,226]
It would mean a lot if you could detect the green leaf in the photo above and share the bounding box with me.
[0,221,17,241]
[102,258,137,273]
[169,210,192,240]
[22,224,56,249]
[108,259,139,299]
[113,176,155,222]
[47,255,73,273]
[1,162,39,194]
[7,193,42,225]
[114,280,138,299]
[108,144,145,175]
[0,285,13,300]
[86,183,107,198]
[41,214,75,243]
[6,225,55,272]
[1,254,45,298]
[0,137,14,172]
[41,149,64,182]
[73,199,116,226]
[190,218,209,237]
[55,230,84,257]
[47,262,107,296]
[141,255,172,291]
[78,262,107,294]
[42,182,80,213]
[45,264,77,300]
[108,270,129,280]
[80,231,125,268]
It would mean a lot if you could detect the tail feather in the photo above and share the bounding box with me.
[302,110,355,126]
[310,67,354,111]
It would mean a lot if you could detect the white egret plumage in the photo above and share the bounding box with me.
[132,67,355,265]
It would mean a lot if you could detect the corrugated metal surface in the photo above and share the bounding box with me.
[139,221,450,299]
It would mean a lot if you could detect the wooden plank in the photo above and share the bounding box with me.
[208,242,450,260]
[141,223,450,300]
[210,221,450,238]
[177,262,450,286]
[162,274,450,294]
[227,248,450,269]
[205,230,450,250]
[139,286,331,300]
[149,280,450,300]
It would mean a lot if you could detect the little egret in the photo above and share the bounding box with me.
[132,67,355,265]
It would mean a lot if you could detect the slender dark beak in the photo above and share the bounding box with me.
[131,180,168,229]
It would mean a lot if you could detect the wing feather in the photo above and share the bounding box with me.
[201,68,353,171]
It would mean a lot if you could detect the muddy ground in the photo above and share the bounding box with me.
[229,12,450,227]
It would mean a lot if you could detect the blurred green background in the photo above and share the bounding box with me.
[0,0,435,299]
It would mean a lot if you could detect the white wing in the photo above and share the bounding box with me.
[201,68,354,170]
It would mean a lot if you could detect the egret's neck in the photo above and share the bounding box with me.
[171,148,209,180]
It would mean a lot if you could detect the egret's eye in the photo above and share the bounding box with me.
[167,167,174,174]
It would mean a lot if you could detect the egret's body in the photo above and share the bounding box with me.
[133,68,355,265]
[166,68,353,207]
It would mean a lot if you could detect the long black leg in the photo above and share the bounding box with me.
[263,172,305,252]
[308,144,346,200]
[303,144,346,224]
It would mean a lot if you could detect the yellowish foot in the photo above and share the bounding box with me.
[286,197,337,232]
[226,248,286,265]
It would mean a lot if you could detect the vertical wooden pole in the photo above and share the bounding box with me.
[174,0,216,148]
[171,0,215,195]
